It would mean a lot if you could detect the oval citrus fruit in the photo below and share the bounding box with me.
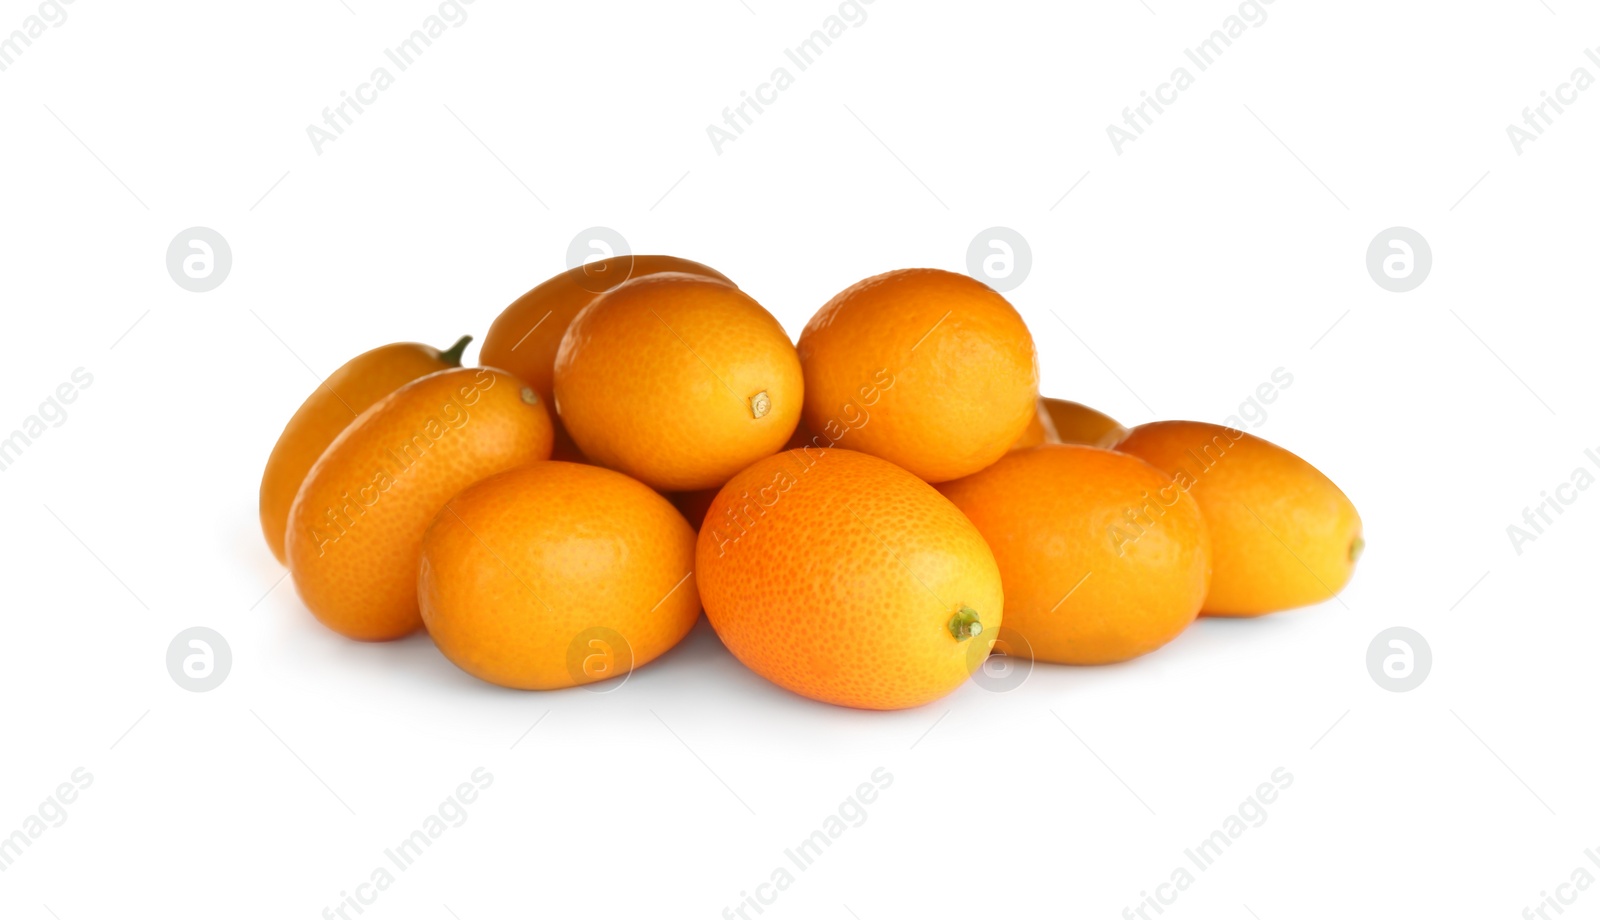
[697,448,1002,710]
[259,335,470,564]
[419,462,699,690]
[553,272,802,491]
[479,256,731,461]
[1114,421,1362,616]
[286,367,553,640]
[797,268,1038,483]
[938,445,1211,664]
[480,255,732,403]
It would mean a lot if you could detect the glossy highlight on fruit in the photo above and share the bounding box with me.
[696,448,1002,710]
[286,367,554,640]
[419,462,700,690]
[259,336,470,564]
[798,268,1039,483]
[554,272,802,491]
[1114,421,1362,616]
[939,445,1210,664]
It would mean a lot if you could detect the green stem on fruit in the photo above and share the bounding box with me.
[439,335,472,367]
[948,606,983,641]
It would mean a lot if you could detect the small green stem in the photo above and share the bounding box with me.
[948,607,983,641]
[438,334,472,367]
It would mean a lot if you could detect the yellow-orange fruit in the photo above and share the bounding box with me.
[479,256,731,463]
[1114,421,1362,616]
[798,268,1038,483]
[480,255,732,404]
[259,336,470,564]
[419,462,699,690]
[697,448,1002,710]
[939,445,1210,664]
[554,273,802,492]
[1041,398,1126,448]
[1009,399,1059,451]
[286,368,553,640]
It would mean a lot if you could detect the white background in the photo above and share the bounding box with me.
[2,1,1597,917]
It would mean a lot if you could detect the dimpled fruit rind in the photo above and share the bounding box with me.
[696,447,1003,710]
[553,272,802,492]
[797,268,1038,484]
